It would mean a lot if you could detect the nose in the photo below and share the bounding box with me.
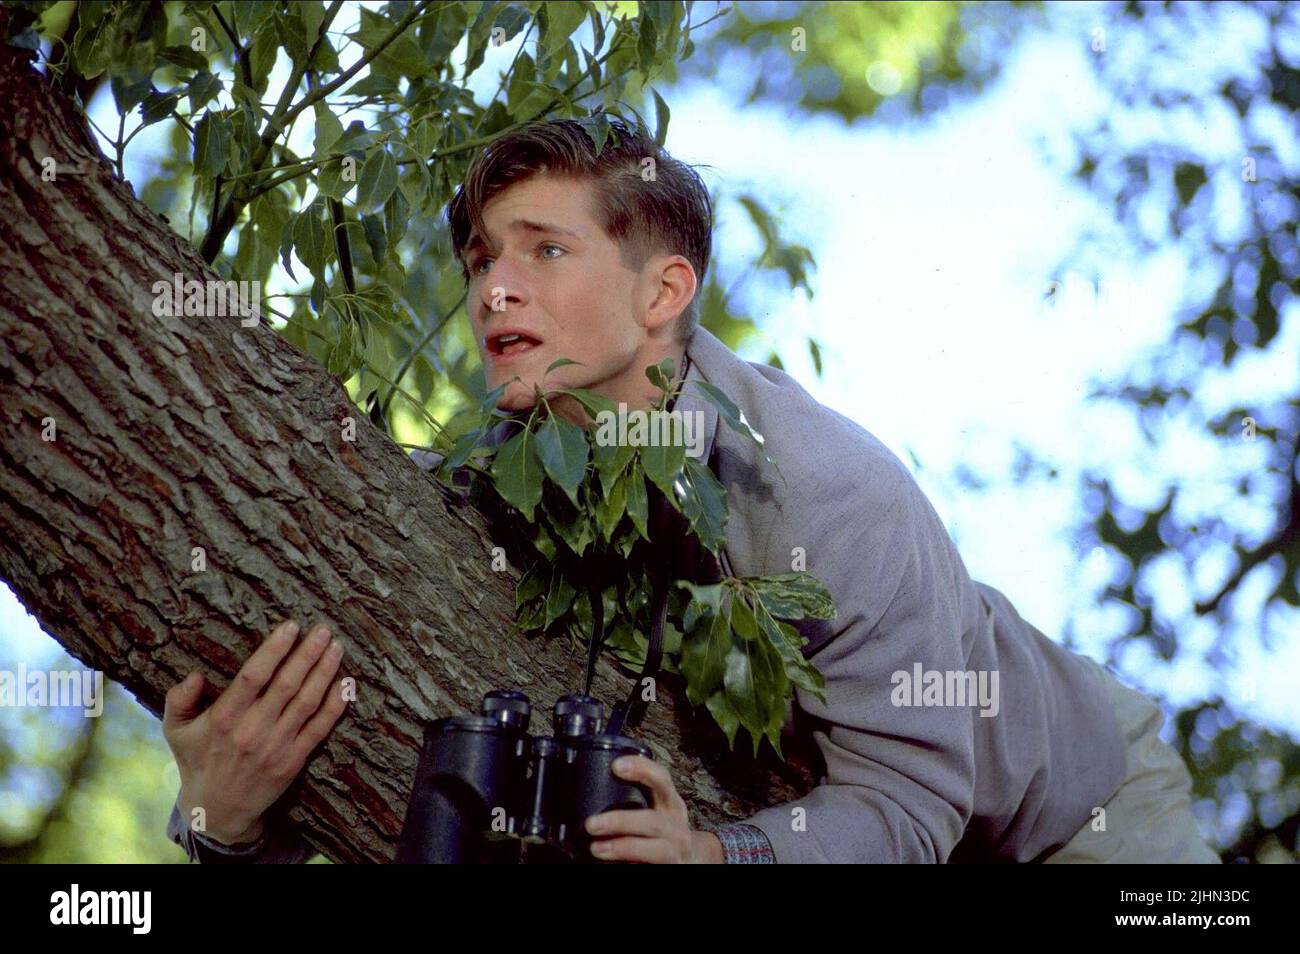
[475,256,529,319]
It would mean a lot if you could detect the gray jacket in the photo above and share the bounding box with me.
[168,326,1127,862]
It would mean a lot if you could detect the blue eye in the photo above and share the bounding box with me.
[540,243,565,260]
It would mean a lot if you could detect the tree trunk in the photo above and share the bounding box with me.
[0,43,815,863]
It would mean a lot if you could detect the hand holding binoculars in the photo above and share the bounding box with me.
[395,689,654,863]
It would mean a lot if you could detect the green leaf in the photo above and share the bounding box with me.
[384,188,410,247]
[542,485,594,556]
[360,212,387,264]
[624,463,650,540]
[112,75,153,113]
[681,610,731,706]
[640,429,686,500]
[650,86,670,147]
[531,521,558,561]
[440,426,484,471]
[555,386,617,419]
[515,564,546,610]
[577,110,611,155]
[247,14,279,86]
[158,44,209,71]
[679,456,727,552]
[496,4,532,44]
[593,468,628,541]
[315,155,351,200]
[491,426,544,521]
[517,598,546,632]
[314,102,345,156]
[750,573,836,621]
[291,203,330,275]
[333,120,376,153]
[705,690,741,750]
[592,436,634,497]
[72,15,116,79]
[296,0,327,39]
[546,357,582,375]
[542,0,586,57]
[192,112,232,177]
[645,357,676,392]
[679,581,725,627]
[187,71,223,111]
[356,147,398,210]
[310,276,327,314]
[139,89,180,127]
[506,51,537,114]
[753,602,826,702]
[534,415,589,506]
[731,594,761,643]
[689,379,773,463]
[724,636,787,758]
[326,319,356,379]
[413,118,438,158]
[279,209,298,280]
[544,569,577,628]
[809,337,823,376]
[637,11,658,74]
[753,587,803,620]
[1173,162,1207,206]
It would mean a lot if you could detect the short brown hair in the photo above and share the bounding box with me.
[446,116,712,343]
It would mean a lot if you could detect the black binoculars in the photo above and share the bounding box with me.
[394,690,654,863]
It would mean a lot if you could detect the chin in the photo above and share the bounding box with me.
[495,378,540,412]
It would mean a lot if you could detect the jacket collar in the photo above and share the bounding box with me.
[673,326,727,465]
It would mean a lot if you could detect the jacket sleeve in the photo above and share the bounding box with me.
[167,794,316,864]
[739,462,979,863]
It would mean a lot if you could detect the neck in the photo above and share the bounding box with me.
[551,340,688,428]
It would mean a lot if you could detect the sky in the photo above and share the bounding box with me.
[3,1,1297,755]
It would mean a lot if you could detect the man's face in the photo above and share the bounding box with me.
[463,173,690,418]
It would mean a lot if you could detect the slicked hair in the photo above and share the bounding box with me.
[446,116,712,343]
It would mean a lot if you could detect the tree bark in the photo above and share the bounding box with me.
[0,42,815,863]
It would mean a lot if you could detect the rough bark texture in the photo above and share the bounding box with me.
[0,43,815,863]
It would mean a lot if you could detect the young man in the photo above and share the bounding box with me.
[164,118,1218,864]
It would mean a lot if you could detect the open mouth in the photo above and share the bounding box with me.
[486,331,544,357]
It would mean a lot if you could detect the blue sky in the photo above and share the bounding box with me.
[4,2,1297,750]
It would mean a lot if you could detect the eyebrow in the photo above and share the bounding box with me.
[465,219,581,256]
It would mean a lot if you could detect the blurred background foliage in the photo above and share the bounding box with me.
[0,0,1294,863]
[1058,0,1300,864]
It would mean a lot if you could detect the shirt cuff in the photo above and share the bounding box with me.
[191,826,269,858]
[167,798,268,863]
[709,823,777,864]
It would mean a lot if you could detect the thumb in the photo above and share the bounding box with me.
[163,670,206,728]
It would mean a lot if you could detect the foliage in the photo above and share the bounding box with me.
[445,356,833,758]
[1043,0,1300,861]
[0,0,996,858]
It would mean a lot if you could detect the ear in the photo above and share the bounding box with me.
[642,254,697,333]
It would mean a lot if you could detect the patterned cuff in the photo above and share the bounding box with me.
[190,826,269,859]
[169,798,269,863]
[711,823,776,864]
